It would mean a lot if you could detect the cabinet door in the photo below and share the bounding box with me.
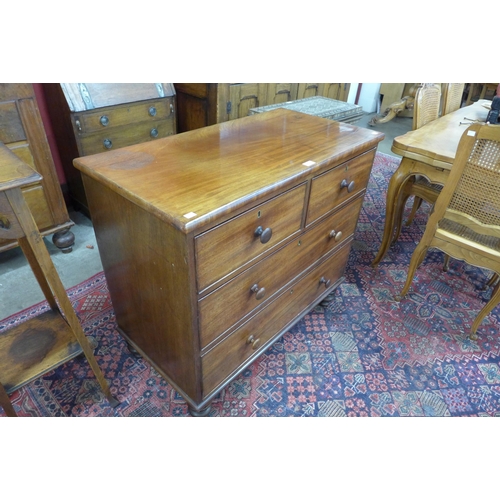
[227,84,268,120]
[265,83,298,105]
[322,83,351,101]
[297,83,350,101]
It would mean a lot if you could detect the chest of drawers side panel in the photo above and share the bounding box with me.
[81,175,200,401]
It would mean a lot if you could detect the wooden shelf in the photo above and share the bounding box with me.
[0,310,82,393]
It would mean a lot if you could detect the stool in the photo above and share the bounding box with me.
[0,143,118,416]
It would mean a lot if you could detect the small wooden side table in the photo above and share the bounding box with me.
[0,143,118,416]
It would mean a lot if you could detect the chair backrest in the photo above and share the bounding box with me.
[412,83,441,130]
[441,83,465,115]
[433,123,500,239]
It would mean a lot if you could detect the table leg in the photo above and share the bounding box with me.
[371,158,417,267]
[0,382,17,417]
[6,188,119,408]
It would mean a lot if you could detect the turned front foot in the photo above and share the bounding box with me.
[189,404,211,417]
[52,229,75,253]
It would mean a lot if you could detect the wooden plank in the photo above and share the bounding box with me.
[0,310,82,393]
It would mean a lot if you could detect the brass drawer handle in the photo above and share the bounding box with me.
[246,335,261,350]
[100,115,109,126]
[149,106,157,117]
[150,128,159,138]
[329,230,343,242]
[250,283,266,300]
[254,225,272,244]
[319,276,331,288]
[340,179,355,192]
[103,139,113,149]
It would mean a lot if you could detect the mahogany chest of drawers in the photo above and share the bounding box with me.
[73,109,384,415]
[43,83,176,215]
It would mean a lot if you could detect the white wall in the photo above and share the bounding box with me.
[347,83,381,113]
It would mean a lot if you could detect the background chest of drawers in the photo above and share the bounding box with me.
[174,83,351,132]
[73,109,384,415]
[0,83,74,253]
[42,83,176,216]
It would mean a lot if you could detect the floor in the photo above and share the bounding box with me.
[0,111,413,320]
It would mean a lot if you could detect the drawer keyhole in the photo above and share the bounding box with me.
[246,335,261,350]
[340,179,355,193]
[250,283,266,300]
[254,226,272,244]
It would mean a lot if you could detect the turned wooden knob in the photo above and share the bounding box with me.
[340,179,355,192]
[250,283,266,300]
[246,335,261,350]
[319,276,331,288]
[254,225,272,244]
[329,230,343,242]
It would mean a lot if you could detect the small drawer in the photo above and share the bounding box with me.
[306,149,375,226]
[195,184,307,292]
[72,97,175,135]
[198,195,364,348]
[78,119,176,155]
[201,241,351,397]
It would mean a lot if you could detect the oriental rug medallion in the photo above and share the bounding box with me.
[2,152,500,417]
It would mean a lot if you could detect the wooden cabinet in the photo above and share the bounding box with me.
[73,109,383,415]
[42,83,176,216]
[0,83,74,253]
[174,83,351,132]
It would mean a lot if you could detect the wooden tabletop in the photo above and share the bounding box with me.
[0,142,42,192]
[391,100,490,169]
[73,109,384,233]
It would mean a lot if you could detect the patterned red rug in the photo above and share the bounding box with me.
[2,151,500,417]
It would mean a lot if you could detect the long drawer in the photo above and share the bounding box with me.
[78,119,176,155]
[198,195,364,348]
[201,240,351,397]
[72,98,175,134]
[195,183,307,292]
[306,149,375,226]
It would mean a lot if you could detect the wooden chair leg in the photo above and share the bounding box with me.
[443,254,451,271]
[470,280,500,341]
[0,382,17,417]
[395,243,430,301]
[391,192,411,244]
[6,188,119,408]
[405,196,423,227]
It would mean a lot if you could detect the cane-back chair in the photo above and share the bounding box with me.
[441,83,465,116]
[395,122,500,340]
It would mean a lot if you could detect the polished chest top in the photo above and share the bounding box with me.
[74,109,383,233]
